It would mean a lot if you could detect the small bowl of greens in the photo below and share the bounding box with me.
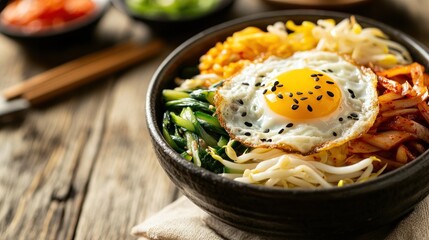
[111,0,235,32]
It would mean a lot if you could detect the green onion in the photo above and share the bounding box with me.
[163,89,190,101]
[170,112,195,132]
[171,135,187,149]
[181,107,217,147]
[190,89,215,105]
[162,127,182,152]
[166,98,213,113]
[185,132,201,166]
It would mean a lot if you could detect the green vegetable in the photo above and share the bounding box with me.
[166,98,213,113]
[162,127,182,152]
[190,89,215,105]
[170,112,195,132]
[181,107,217,147]
[185,132,201,166]
[195,111,221,127]
[161,75,252,175]
[200,152,224,174]
[195,111,227,136]
[126,0,220,20]
[163,89,190,101]
[162,112,183,152]
[171,135,187,149]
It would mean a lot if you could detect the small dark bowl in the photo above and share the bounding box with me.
[111,0,235,34]
[0,0,109,44]
[146,10,429,239]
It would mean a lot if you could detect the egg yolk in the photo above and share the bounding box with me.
[264,68,342,120]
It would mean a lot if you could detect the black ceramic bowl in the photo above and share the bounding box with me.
[111,0,235,33]
[146,10,429,239]
[0,0,109,44]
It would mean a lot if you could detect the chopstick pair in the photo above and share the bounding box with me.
[2,40,163,105]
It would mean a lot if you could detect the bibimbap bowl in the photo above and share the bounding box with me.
[146,10,429,239]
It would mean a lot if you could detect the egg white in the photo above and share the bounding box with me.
[215,51,379,154]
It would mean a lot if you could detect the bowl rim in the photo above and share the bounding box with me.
[147,9,429,196]
[0,0,110,38]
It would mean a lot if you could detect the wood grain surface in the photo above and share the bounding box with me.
[0,0,427,239]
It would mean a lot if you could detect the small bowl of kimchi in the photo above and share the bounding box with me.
[0,0,109,43]
[146,9,429,239]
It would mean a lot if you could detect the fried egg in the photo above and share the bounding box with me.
[215,51,379,154]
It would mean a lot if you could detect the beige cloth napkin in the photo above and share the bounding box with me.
[132,195,429,240]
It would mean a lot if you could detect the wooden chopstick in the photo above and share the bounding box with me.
[3,40,163,105]
[3,42,137,100]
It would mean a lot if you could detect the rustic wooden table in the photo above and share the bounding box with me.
[0,0,427,239]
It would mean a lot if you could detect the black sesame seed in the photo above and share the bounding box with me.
[333,132,337,136]
[263,89,268,94]
[314,77,320,81]
[296,92,303,95]
[315,85,321,89]
[289,93,293,97]
[244,122,253,127]
[322,69,327,73]
[264,129,270,133]
[292,104,299,110]
[278,128,284,134]
[327,91,334,97]
[317,95,323,101]
[241,112,247,117]
[311,74,318,77]
[307,105,313,112]
[242,82,249,86]
[348,89,356,98]
[308,91,313,94]
[238,99,244,105]
[339,117,343,122]
[261,139,266,142]
[277,84,283,87]
[326,81,334,85]
[274,81,279,86]
[261,84,265,87]
[267,139,272,142]
[318,74,323,76]
[245,132,251,136]
[277,94,283,99]
[286,123,294,128]
[328,69,334,73]
[293,98,299,104]
[350,113,358,118]
[347,116,352,119]
[271,86,277,92]
[255,82,261,87]
[300,97,308,101]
